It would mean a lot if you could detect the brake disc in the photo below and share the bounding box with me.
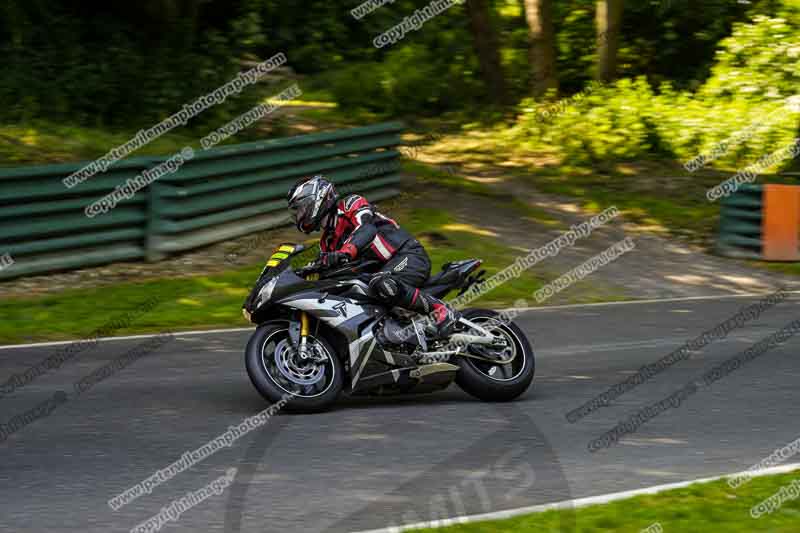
[273,339,325,385]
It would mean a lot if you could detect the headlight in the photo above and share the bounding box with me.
[256,277,279,307]
[242,308,252,323]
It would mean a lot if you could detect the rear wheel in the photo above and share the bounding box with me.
[455,309,535,402]
[245,322,343,413]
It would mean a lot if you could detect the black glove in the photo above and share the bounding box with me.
[320,251,350,268]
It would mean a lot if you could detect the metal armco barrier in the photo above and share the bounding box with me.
[717,184,800,261]
[0,122,403,280]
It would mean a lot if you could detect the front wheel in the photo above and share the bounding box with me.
[245,322,343,413]
[455,309,535,402]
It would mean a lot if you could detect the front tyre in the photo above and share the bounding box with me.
[455,309,535,402]
[245,322,343,413]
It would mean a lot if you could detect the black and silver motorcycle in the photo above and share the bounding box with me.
[242,244,534,412]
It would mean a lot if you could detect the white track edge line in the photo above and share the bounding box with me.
[353,462,800,533]
[0,327,255,351]
[2,291,797,351]
[507,290,800,313]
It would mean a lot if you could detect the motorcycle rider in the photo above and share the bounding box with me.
[286,175,460,338]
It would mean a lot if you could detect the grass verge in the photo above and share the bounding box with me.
[0,120,198,166]
[412,469,800,533]
[413,126,800,248]
[522,161,724,245]
[756,261,800,277]
[0,205,551,345]
[404,160,566,229]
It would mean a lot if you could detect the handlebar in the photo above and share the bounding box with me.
[295,262,323,277]
[295,258,381,278]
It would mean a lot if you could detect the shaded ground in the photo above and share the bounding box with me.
[404,165,796,300]
[407,131,798,299]
[0,224,302,299]
[2,101,796,302]
[1,171,795,302]
[0,190,554,344]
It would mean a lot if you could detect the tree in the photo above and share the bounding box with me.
[465,0,509,105]
[596,0,624,82]
[524,0,558,97]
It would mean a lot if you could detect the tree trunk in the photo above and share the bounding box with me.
[596,0,623,83]
[465,0,509,105]
[523,0,558,97]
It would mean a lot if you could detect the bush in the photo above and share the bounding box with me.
[508,78,659,164]
[327,44,484,116]
[0,2,266,130]
[325,62,388,113]
[659,14,800,169]
[503,13,800,171]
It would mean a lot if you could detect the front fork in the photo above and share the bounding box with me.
[289,311,324,363]
[298,311,310,360]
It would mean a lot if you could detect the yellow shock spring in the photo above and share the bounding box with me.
[300,311,310,337]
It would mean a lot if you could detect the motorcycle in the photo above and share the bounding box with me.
[242,243,535,412]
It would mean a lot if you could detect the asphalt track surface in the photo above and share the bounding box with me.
[1,294,798,532]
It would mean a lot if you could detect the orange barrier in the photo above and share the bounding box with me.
[763,184,800,261]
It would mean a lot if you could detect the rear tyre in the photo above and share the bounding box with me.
[455,309,535,402]
[245,321,343,413]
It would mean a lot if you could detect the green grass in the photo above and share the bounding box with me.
[0,196,629,344]
[398,203,624,306]
[437,155,721,244]
[755,261,800,277]
[413,470,800,533]
[290,105,386,129]
[408,130,800,274]
[0,120,200,166]
[0,106,293,166]
[404,160,565,229]
[411,126,728,245]
[0,265,263,344]
[521,162,724,245]
[0,206,551,344]
[405,160,499,197]
[399,207,548,309]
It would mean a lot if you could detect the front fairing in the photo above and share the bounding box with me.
[243,244,314,316]
[244,262,314,315]
[242,244,382,323]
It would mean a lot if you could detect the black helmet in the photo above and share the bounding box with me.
[287,175,338,233]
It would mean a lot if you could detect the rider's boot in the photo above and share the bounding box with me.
[428,298,461,339]
[408,290,461,339]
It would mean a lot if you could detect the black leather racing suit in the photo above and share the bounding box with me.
[320,194,441,316]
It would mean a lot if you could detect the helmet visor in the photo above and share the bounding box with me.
[289,196,317,233]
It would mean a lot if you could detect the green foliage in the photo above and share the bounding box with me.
[618,0,753,87]
[0,0,795,142]
[511,78,659,164]
[504,13,800,171]
[0,120,198,166]
[327,43,484,116]
[0,200,550,344]
[325,62,390,114]
[0,1,267,129]
[700,16,800,103]
[504,0,754,94]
